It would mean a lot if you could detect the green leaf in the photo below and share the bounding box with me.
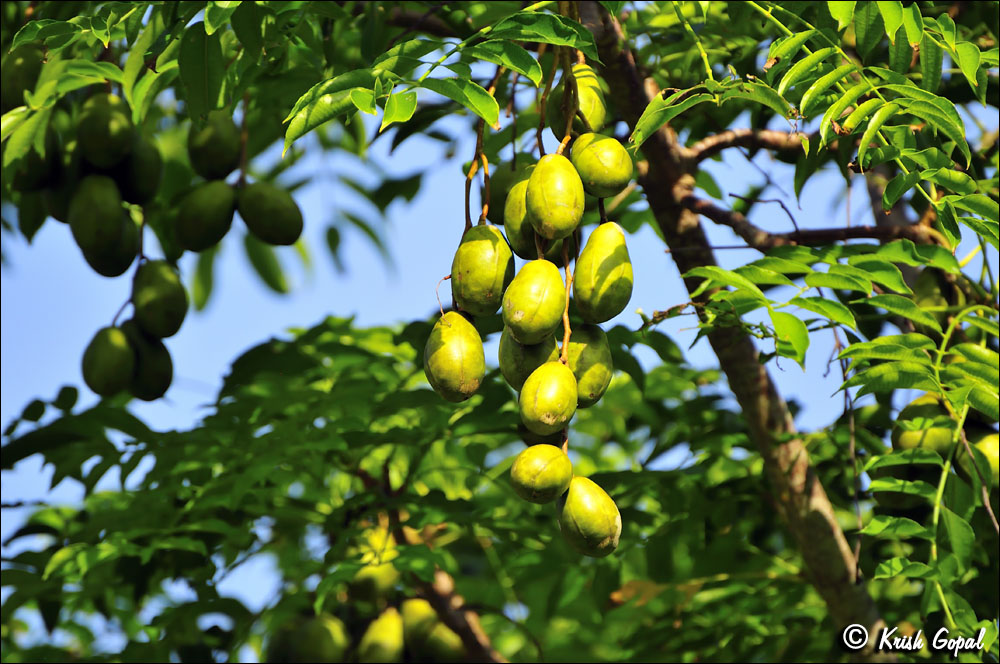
[419,77,499,127]
[873,557,936,580]
[921,168,976,195]
[860,514,932,539]
[820,81,871,144]
[857,102,898,168]
[894,99,970,166]
[876,1,903,42]
[205,1,242,35]
[967,385,999,422]
[685,266,766,300]
[953,41,983,92]
[799,63,857,116]
[350,88,376,115]
[230,0,266,62]
[940,507,974,572]
[732,265,796,286]
[489,12,600,62]
[373,38,443,76]
[860,294,943,332]
[464,41,543,86]
[283,69,378,155]
[853,1,884,61]
[1,107,31,143]
[804,269,870,294]
[827,2,856,31]
[846,257,911,293]
[842,360,938,394]
[865,448,943,470]
[178,21,224,118]
[379,91,417,132]
[122,9,160,112]
[719,81,791,119]
[790,296,857,329]
[752,256,814,275]
[244,233,289,293]
[838,342,930,363]
[777,47,837,97]
[882,170,921,210]
[769,30,818,61]
[631,90,712,147]
[919,33,942,92]
[192,245,218,311]
[770,310,810,366]
[888,27,912,73]
[944,194,998,221]
[900,3,922,45]
[869,476,936,501]
[841,97,883,133]
[957,216,998,250]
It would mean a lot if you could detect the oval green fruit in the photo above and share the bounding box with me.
[402,599,465,662]
[451,225,514,317]
[502,260,566,345]
[423,622,465,663]
[511,444,573,503]
[402,598,437,646]
[505,179,578,264]
[1,42,43,112]
[78,94,134,169]
[133,260,188,338]
[498,327,559,391]
[571,132,633,198]
[483,154,535,224]
[519,361,577,436]
[82,327,136,397]
[112,133,163,205]
[545,67,609,137]
[957,429,999,488]
[574,222,633,323]
[82,213,138,278]
[188,109,241,180]
[565,324,613,408]
[176,180,236,252]
[526,154,584,240]
[558,476,621,557]
[68,175,125,254]
[891,393,956,456]
[424,311,486,402]
[238,181,304,246]
[358,607,404,664]
[121,320,173,401]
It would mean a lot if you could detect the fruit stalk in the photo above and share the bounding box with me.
[555,42,579,156]
[535,49,560,157]
[237,91,250,187]
[559,241,573,364]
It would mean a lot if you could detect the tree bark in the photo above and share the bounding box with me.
[579,3,891,659]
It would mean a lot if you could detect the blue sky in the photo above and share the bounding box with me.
[2,90,996,654]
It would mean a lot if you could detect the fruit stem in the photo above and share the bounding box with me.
[536,47,560,157]
[598,198,608,223]
[237,92,250,188]
[556,42,579,156]
[435,275,451,317]
[559,241,573,364]
[478,154,491,225]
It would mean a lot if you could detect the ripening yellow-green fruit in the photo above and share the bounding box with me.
[187,109,241,180]
[957,429,999,488]
[558,476,621,557]
[565,324,613,408]
[423,312,486,402]
[510,444,573,503]
[483,155,535,225]
[121,320,173,401]
[525,154,584,241]
[110,133,163,205]
[450,225,514,316]
[502,260,566,345]
[176,181,236,252]
[82,326,136,397]
[78,93,134,169]
[545,64,609,137]
[519,361,578,436]
[570,132,633,198]
[401,599,465,663]
[504,178,577,264]
[498,327,559,392]
[574,222,633,323]
[133,260,188,338]
[68,175,124,255]
[891,393,956,457]
[357,607,404,663]
[238,181,304,246]
[81,213,138,278]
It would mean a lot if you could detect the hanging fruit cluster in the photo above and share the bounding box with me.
[424,61,634,557]
[3,42,304,402]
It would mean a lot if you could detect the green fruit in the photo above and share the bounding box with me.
[402,598,438,646]
[78,94,134,169]
[483,154,534,224]
[266,614,350,663]
[574,222,633,323]
[68,175,124,254]
[498,327,559,391]
[402,599,465,662]
[423,311,485,402]
[12,126,58,191]
[112,133,163,204]
[510,444,573,503]
[957,429,999,488]
[82,327,136,397]
[121,320,173,401]
[503,178,578,264]
[565,324,613,408]
[570,132,633,198]
[357,607,404,663]
[545,66,609,137]
[82,213,138,278]
[423,622,465,663]
[519,361,577,436]
[558,476,621,557]
[525,154,585,240]
[176,180,236,252]
[1,42,43,112]
[238,181,303,246]
[450,225,514,316]
[502,260,566,345]
[133,260,188,338]
[188,109,241,180]
[891,393,956,456]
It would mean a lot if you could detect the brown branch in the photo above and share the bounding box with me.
[681,195,948,250]
[580,3,892,659]
[682,128,807,163]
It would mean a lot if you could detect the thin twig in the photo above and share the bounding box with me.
[729,193,800,232]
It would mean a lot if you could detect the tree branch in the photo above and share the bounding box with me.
[681,128,807,163]
[580,3,892,660]
[680,195,948,250]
